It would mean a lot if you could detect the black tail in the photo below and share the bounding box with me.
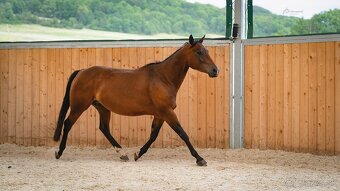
[53,70,80,141]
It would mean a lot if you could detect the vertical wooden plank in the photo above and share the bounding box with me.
[244,45,253,149]
[214,46,225,148]
[119,47,130,147]
[0,49,9,143]
[308,43,317,153]
[71,48,80,146]
[128,47,138,147]
[335,42,340,155]
[267,44,276,149]
[31,49,40,146]
[224,46,230,149]
[283,44,292,151]
[308,43,318,153]
[23,49,33,146]
[16,49,24,145]
[197,57,207,148]
[8,49,16,143]
[259,45,268,149]
[144,47,155,146]
[206,46,216,148]
[39,49,48,146]
[252,45,260,148]
[63,48,72,146]
[325,42,335,154]
[87,48,97,146]
[317,43,326,154]
[291,44,300,152]
[275,45,284,150]
[78,48,88,146]
[47,49,57,146]
[299,43,309,153]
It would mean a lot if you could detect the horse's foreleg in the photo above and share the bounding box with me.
[55,111,82,159]
[164,109,207,166]
[93,102,128,161]
[134,117,164,161]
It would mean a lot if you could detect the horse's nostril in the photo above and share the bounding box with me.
[209,68,219,78]
[212,68,219,75]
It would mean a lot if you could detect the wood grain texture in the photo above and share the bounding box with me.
[0,44,230,149]
[0,49,9,144]
[244,46,253,149]
[335,42,340,155]
[244,42,339,155]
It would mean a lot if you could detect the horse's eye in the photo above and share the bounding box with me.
[196,51,203,56]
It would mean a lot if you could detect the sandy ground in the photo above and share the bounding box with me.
[0,144,339,191]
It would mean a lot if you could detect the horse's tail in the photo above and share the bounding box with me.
[53,70,80,142]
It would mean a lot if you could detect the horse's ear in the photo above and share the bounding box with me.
[189,34,194,45]
[199,35,205,43]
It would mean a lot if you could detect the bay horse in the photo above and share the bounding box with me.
[53,35,219,166]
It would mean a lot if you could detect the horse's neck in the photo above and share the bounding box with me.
[158,50,189,90]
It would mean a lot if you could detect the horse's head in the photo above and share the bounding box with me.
[185,35,219,78]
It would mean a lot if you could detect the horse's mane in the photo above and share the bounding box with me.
[140,42,188,69]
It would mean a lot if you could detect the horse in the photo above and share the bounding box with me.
[53,35,219,166]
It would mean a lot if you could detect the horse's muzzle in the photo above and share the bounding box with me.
[208,68,219,78]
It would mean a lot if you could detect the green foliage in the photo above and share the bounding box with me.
[0,0,338,37]
[253,6,340,37]
[0,0,226,35]
[291,9,340,35]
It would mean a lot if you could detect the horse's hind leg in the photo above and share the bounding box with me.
[93,101,129,161]
[55,110,82,159]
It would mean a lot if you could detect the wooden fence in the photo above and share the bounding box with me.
[0,45,230,149]
[244,42,340,155]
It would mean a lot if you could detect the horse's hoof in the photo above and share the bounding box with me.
[134,152,139,161]
[55,151,61,159]
[196,159,207,166]
[120,155,129,162]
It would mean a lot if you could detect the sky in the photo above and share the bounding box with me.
[185,0,340,19]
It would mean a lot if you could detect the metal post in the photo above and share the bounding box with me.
[247,0,253,38]
[230,0,245,148]
[226,0,233,38]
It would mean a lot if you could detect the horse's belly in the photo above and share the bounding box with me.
[98,93,154,116]
[108,102,152,116]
